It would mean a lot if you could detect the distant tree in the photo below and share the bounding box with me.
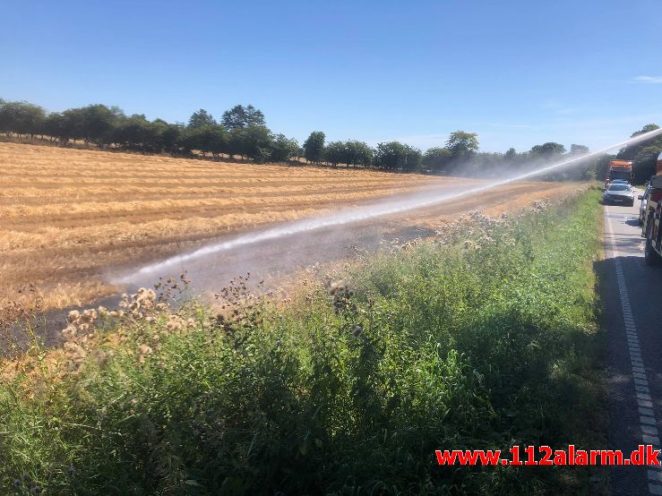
[402,144,422,171]
[374,141,421,171]
[226,125,272,162]
[502,147,528,169]
[375,142,405,170]
[422,147,452,171]
[179,124,227,156]
[633,123,661,137]
[111,114,159,151]
[75,104,122,145]
[221,105,265,130]
[188,109,216,129]
[207,125,228,156]
[446,131,479,161]
[530,142,566,160]
[344,140,373,167]
[242,125,273,162]
[270,134,299,162]
[42,113,68,143]
[58,107,87,142]
[303,131,325,163]
[618,124,662,180]
[227,128,245,159]
[570,144,589,155]
[0,101,46,137]
[153,119,182,153]
[469,152,506,175]
[633,145,661,183]
[324,141,346,167]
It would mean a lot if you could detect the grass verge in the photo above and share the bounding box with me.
[0,190,604,495]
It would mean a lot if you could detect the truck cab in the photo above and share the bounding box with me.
[605,160,633,189]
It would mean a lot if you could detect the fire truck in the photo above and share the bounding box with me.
[643,152,662,265]
[604,160,633,188]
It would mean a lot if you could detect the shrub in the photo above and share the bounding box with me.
[0,191,604,495]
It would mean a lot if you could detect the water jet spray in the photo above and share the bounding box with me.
[114,127,662,284]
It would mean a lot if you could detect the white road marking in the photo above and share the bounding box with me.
[605,207,662,494]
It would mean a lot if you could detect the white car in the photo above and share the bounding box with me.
[602,183,635,206]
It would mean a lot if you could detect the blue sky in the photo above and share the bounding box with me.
[2,0,662,152]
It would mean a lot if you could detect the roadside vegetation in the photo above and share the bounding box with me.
[1,190,604,495]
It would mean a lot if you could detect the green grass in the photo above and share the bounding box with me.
[0,190,605,495]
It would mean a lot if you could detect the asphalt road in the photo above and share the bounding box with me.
[603,195,662,495]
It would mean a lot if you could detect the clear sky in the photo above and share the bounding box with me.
[2,0,661,152]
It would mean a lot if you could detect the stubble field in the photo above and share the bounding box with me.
[0,142,580,312]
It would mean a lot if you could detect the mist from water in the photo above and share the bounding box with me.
[115,127,662,284]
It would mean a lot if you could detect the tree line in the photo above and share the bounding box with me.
[1,97,653,180]
[0,99,299,163]
[614,124,662,183]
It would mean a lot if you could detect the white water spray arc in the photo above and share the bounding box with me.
[115,127,662,284]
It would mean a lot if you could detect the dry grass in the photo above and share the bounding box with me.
[0,142,583,312]
[0,143,451,310]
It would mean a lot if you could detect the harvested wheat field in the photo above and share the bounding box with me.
[0,142,581,312]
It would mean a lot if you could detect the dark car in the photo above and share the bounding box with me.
[602,183,635,206]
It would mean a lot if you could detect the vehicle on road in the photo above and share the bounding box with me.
[604,160,633,189]
[639,182,652,225]
[642,152,662,265]
[602,182,635,206]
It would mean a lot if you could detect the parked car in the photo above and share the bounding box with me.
[602,183,635,206]
[639,183,652,225]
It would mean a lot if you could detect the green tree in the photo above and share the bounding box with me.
[422,147,452,171]
[221,105,265,130]
[446,131,479,161]
[43,112,68,143]
[402,144,422,171]
[153,120,182,154]
[617,124,662,160]
[570,144,589,155]
[324,141,346,167]
[179,124,227,156]
[59,108,88,142]
[633,145,661,183]
[111,114,159,151]
[633,123,661,137]
[76,104,122,145]
[0,101,46,137]
[503,147,527,168]
[227,128,245,159]
[374,142,421,170]
[227,126,272,162]
[242,125,273,162]
[375,142,405,170]
[344,140,373,167]
[188,109,216,129]
[530,142,566,160]
[303,131,325,163]
[270,134,299,162]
